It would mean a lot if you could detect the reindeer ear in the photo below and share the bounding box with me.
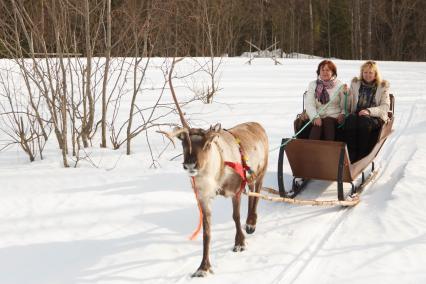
[211,123,221,132]
[203,132,219,151]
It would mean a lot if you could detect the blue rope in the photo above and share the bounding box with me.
[337,90,350,129]
[269,84,345,152]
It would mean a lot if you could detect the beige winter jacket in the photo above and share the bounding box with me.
[349,77,390,122]
[305,79,346,120]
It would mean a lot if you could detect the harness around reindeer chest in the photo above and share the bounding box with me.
[185,130,250,199]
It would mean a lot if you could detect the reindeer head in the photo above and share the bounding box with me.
[176,124,221,176]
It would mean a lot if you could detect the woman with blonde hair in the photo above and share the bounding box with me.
[344,60,390,162]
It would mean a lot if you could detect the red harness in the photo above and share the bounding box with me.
[224,136,256,199]
[224,161,249,199]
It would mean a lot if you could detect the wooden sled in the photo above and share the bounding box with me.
[273,94,395,206]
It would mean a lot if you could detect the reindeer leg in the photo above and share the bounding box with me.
[246,177,263,234]
[192,201,213,277]
[245,183,257,234]
[232,194,246,252]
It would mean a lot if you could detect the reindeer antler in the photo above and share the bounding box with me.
[157,127,189,148]
[168,57,192,153]
[169,57,188,128]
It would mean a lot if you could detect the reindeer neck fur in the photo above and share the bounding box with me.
[193,130,242,200]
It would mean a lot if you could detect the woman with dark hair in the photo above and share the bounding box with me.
[305,60,347,141]
[344,60,390,162]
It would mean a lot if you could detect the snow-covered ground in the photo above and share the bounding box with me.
[1,58,426,284]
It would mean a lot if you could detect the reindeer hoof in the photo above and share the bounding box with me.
[233,245,246,252]
[245,224,256,234]
[191,268,213,277]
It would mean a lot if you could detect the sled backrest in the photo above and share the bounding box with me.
[388,93,394,119]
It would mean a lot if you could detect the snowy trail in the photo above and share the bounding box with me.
[272,208,350,284]
[1,59,426,284]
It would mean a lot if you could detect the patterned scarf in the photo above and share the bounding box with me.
[315,78,336,104]
[356,80,377,113]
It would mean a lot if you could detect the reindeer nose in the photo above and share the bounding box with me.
[183,163,197,176]
[183,163,195,170]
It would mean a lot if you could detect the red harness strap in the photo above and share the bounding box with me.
[224,161,249,199]
[223,134,256,199]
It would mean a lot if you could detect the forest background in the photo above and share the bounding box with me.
[1,0,425,61]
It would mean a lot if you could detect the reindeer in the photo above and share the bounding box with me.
[160,58,269,277]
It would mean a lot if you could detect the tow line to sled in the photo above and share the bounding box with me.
[246,187,359,207]
[245,168,379,207]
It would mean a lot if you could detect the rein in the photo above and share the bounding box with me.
[269,84,346,152]
[189,176,203,240]
[338,90,350,129]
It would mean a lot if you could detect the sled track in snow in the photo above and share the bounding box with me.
[270,106,414,283]
[272,167,383,284]
[377,104,415,175]
[285,207,351,284]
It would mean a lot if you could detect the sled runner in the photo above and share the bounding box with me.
[272,94,394,206]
